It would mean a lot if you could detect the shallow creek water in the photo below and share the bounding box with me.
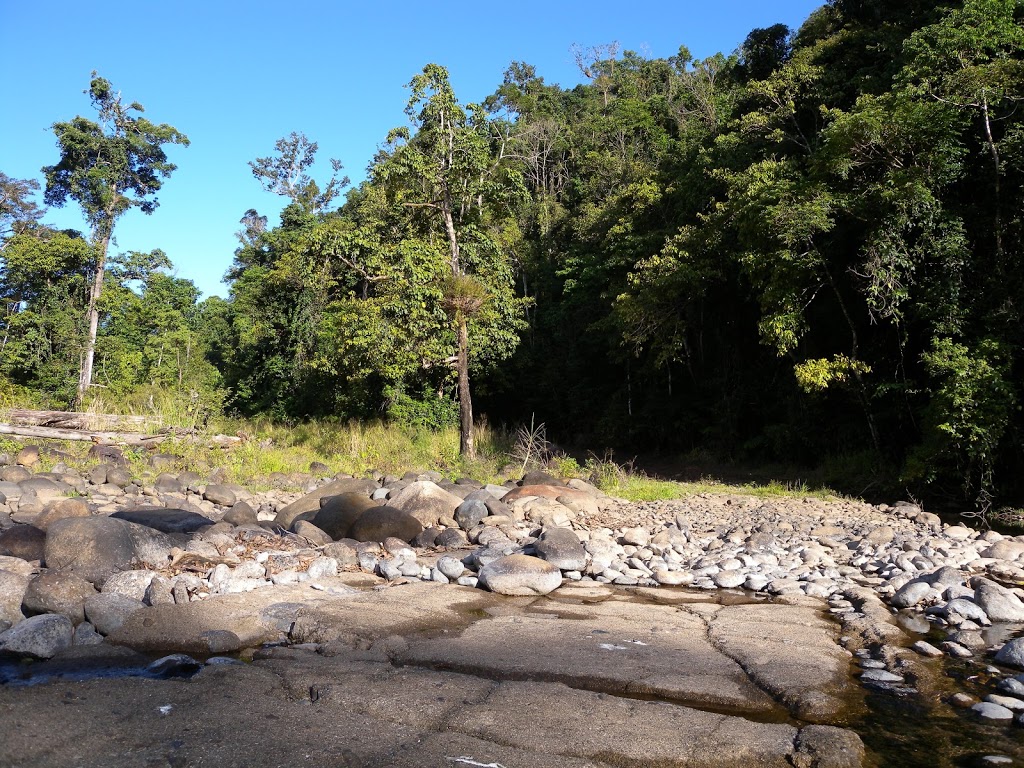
[2,584,1022,767]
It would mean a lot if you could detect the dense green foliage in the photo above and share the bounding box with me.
[3,1,1024,506]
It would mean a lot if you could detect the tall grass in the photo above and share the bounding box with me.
[0,388,848,501]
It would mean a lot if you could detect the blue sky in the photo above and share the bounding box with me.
[2,0,824,298]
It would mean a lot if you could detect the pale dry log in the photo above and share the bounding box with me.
[0,422,166,445]
[7,409,159,431]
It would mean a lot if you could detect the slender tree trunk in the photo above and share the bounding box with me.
[981,93,1003,258]
[457,316,474,460]
[76,222,112,408]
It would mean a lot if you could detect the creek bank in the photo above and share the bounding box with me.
[0,452,1023,764]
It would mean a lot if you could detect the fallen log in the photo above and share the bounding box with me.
[0,423,166,446]
[7,409,159,431]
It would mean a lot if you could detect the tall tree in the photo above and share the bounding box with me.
[372,64,527,457]
[249,132,348,214]
[43,73,188,406]
[0,173,44,242]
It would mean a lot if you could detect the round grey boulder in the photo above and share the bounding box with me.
[22,571,98,624]
[995,638,1024,668]
[0,525,45,561]
[348,506,423,544]
[478,554,562,596]
[0,613,73,658]
[534,527,587,571]
[84,593,146,635]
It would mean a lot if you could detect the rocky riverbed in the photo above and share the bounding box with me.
[1,445,1024,766]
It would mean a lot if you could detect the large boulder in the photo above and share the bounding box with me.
[348,506,423,544]
[84,593,147,636]
[22,571,98,624]
[305,493,378,539]
[0,524,46,561]
[974,580,1024,622]
[274,477,379,529]
[33,498,91,531]
[202,484,237,506]
[110,507,213,534]
[478,554,563,596]
[44,517,177,586]
[501,484,599,516]
[387,481,463,527]
[0,568,30,629]
[0,613,73,658]
[534,528,587,572]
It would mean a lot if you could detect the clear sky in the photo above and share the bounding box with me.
[2,0,824,299]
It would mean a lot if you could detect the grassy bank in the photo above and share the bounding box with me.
[0,400,847,502]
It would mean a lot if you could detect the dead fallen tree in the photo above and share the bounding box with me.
[0,422,166,446]
[7,409,160,431]
[0,410,244,449]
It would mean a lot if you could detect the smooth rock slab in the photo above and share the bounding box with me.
[707,602,853,721]
[399,598,852,722]
[478,554,562,595]
[0,650,859,768]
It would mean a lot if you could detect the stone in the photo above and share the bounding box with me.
[321,541,358,567]
[985,694,1024,711]
[890,580,934,609]
[0,568,30,629]
[387,481,463,528]
[478,554,562,596]
[454,498,489,531]
[621,526,649,547]
[0,613,72,657]
[203,484,237,506]
[862,526,895,547]
[348,506,423,544]
[274,476,379,529]
[995,638,1024,668]
[714,570,747,589]
[534,527,587,571]
[945,598,990,624]
[791,725,865,768]
[22,571,98,624]
[982,540,1024,561]
[520,470,563,487]
[101,570,159,601]
[84,593,146,635]
[110,507,212,534]
[0,465,31,483]
[435,528,468,548]
[502,484,595,513]
[16,446,40,467]
[911,640,943,658]
[974,580,1024,622]
[436,555,465,580]
[972,702,1014,720]
[44,517,176,586]
[293,520,333,545]
[33,498,91,531]
[0,524,46,561]
[221,502,258,526]
[105,468,132,487]
[307,492,377,539]
[72,621,104,646]
[306,557,338,580]
[859,668,903,684]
